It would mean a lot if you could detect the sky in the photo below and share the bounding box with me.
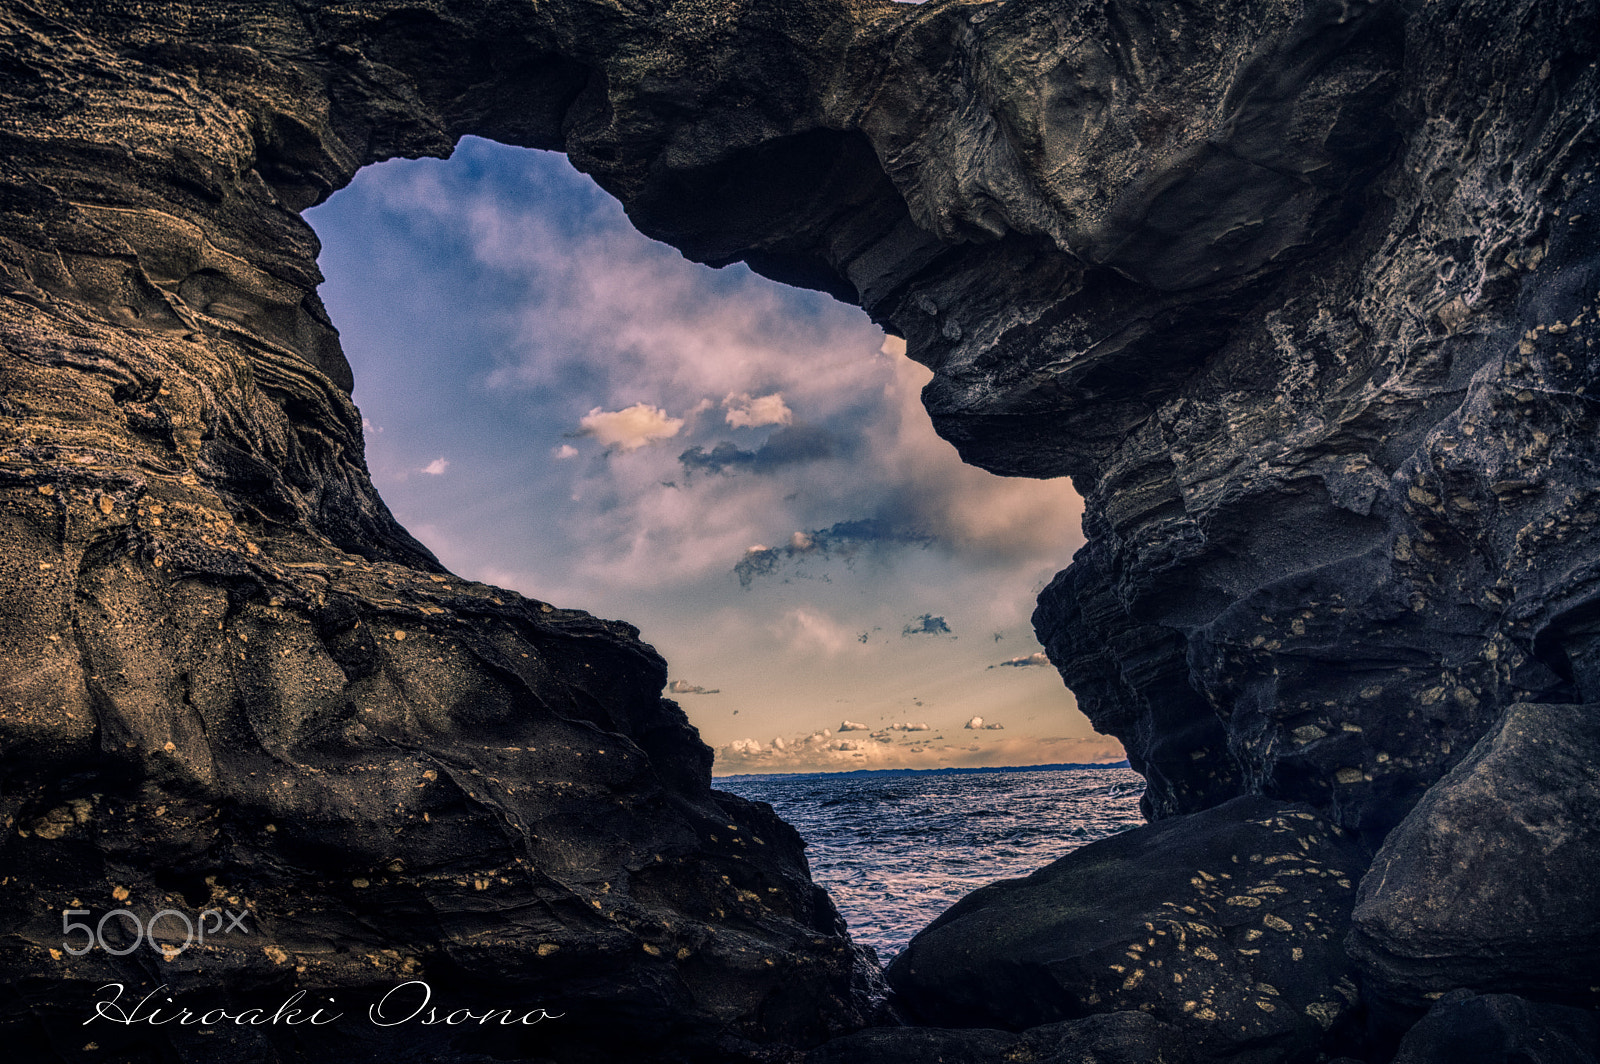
[305,136,1124,775]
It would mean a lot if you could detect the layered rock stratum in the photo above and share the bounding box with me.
[1,0,1596,1062]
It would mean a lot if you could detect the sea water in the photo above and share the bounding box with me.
[716,763,1146,959]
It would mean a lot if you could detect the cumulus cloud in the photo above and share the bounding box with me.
[667,680,720,695]
[838,720,871,732]
[578,403,685,452]
[991,652,1051,669]
[965,716,1006,730]
[421,457,450,475]
[723,392,793,429]
[903,614,953,637]
[553,444,578,460]
[887,722,931,732]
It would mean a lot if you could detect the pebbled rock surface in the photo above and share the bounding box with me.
[3,0,1599,1062]
[1348,702,1600,1022]
[884,797,1365,1064]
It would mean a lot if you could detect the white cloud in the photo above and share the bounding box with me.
[992,652,1051,668]
[578,403,684,452]
[553,444,578,460]
[964,716,1005,730]
[888,722,931,732]
[838,720,871,732]
[421,457,449,475]
[723,392,793,429]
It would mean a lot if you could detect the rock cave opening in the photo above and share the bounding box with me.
[301,133,1114,948]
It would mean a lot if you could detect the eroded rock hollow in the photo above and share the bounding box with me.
[1,0,1596,1062]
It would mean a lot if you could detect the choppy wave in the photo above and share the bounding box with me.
[717,765,1145,958]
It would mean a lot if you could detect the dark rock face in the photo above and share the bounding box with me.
[885,797,1365,1063]
[1389,991,1600,1064]
[1348,702,1600,1021]
[3,0,1599,1062]
[1027,0,1600,835]
[0,4,882,1061]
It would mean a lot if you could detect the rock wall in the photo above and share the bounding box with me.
[0,4,882,1061]
[2,0,1598,1062]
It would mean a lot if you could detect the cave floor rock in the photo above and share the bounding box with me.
[885,796,1365,1064]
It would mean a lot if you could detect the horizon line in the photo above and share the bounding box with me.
[713,759,1133,781]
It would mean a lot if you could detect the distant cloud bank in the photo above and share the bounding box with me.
[714,733,1126,774]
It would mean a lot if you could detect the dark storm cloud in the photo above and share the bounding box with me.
[902,614,953,637]
[734,518,936,588]
[754,423,836,468]
[680,423,838,476]
[679,441,755,475]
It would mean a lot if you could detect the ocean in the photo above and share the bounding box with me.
[715,763,1146,959]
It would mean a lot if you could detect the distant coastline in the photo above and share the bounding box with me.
[714,760,1131,782]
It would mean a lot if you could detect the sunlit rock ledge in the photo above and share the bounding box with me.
[1,0,1597,1062]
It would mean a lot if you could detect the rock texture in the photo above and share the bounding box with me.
[0,4,884,1061]
[1026,0,1600,837]
[885,797,1365,1063]
[1348,702,1600,1022]
[3,0,1599,1062]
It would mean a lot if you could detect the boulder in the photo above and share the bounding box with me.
[1390,991,1600,1064]
[885,796,1365,1063]
[1348,703,1600,1019]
